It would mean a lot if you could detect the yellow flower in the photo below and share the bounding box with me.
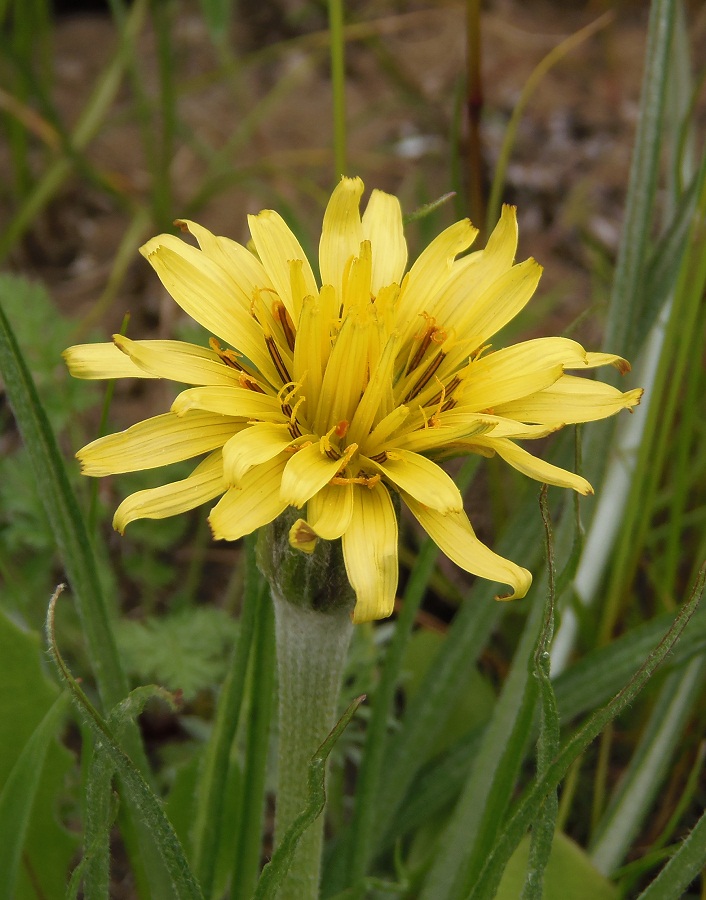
[64,177,642,623]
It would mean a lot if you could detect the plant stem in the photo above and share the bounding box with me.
[272,591,353,899]
[328,0,347,178]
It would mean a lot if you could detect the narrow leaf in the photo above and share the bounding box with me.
[0,694,69,900]
[46,588,204,900]
[254,695,366,900]
[636,804,706,900]
[469,562,705,900]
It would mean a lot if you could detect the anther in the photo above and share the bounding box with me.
[274,301,296,352]
[404,350,445,402]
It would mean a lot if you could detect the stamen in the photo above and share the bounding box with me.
[427,374,461,410]
[406,313,436,375]
[287,396,306,438]
[209,337,243,370]
[265,334,292,385]
[238,373,266,393]
[428,376,446,427]
[369,451,388,463]
[404,350,445,402]
[274,301,296,352]
[330,472,381,489]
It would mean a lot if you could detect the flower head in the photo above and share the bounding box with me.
[65,177,642,622]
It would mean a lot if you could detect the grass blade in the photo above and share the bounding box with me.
[0,693,69,900]
[229,589,276,900]
[604,0,676,360]
[0,285,129,715]
[46,588,204,900]
[521,488,560,900]
[191,535,264,897]
[589,655,706,875]
[468,562,706,900]
[636,804,706,900]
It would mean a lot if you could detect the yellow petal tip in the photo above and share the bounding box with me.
[289,518,318,553]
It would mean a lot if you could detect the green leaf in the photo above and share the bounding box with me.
[497,832,618,900]
[191,535,264,897]
[469,563,706,900]
[0,610,76,900]
[636,804,706,900]
[400,622,495,759]
[46,590,204,900]
[418,578,544,900]
[589,655,706,875]
[604,0,677,359]
[522,488,560,900]
[116,608,238,702]
[254,695,366,900]
[0,280,129,713]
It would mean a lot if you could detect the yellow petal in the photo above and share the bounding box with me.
[452,203,518,285]
[209,453,289,541]
[313,310,370,434]
[248,209,318,321]
[139,236,280,387]
[113,335,240,386]
[292,293,325,407]
[457,337,589,410]
[361,189,407,292]
[280,442,347,508]
[348,332,400,446]
[113,450,225,533]
[63,343,151,379]
[365,449,463,513]
[171,385,283,421]
[343,482,398,622]
[582,352,631,374]
[289,518,318,553]
[306,481,354,539]
[397,218,478,349]
[77,411,241,476]
[493,375,643,425]
[390,416,494,454]
[222,422,299,485]
[319,176,364,294]
[365,405,410,454]
[402,492,532,600]
[175,219,274,303]
[445,257,543,360]
[437,412,559,441]
[473,437,593,494]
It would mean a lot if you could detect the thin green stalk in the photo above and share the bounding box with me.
[468,563,706,900]
[604,0,676,360]
[521,487,560,900]
[192,535,264,897]
[46,589,203,900]
[152,0,177,228]
[465,0,484,230]
[599,152,706,643]
[485,11,613,235]
[272,594,353,899]
[0,0,149,262]
[328,0,347,178]
[420,572,545,900]
[230,591,276,900]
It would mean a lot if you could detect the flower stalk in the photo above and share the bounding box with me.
[257,509,355,897]
[271,594,353,897]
